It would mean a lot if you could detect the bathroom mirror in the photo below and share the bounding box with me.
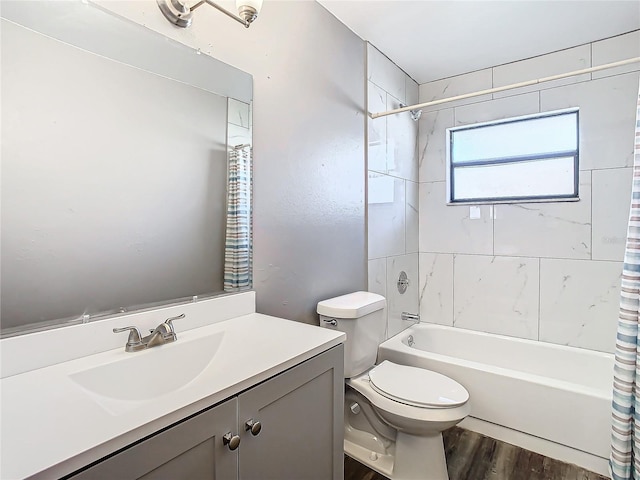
[0,1,253,336]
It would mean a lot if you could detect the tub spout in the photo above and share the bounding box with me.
[401,312,420,322]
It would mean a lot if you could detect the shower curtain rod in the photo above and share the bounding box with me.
[370,56,640,119]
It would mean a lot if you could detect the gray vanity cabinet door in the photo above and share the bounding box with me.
[70,398,238,480]
[237,345,345,480]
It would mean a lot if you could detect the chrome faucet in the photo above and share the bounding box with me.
[113,314,185,352]
[401,312,420,323]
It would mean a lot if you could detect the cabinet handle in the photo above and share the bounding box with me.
[245,419,262,436]
[222,432,241,450]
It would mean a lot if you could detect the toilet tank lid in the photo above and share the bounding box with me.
[317,291,386,319]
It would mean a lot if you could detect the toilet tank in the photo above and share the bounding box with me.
[317,292,386,378]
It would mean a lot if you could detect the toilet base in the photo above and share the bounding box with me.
[345,439,395,478]
[394,432,448,480]
[345,431,449,480]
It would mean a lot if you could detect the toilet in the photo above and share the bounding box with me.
[318,291,470,480]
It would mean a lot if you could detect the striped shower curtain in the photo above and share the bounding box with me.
[223,145,252,292]
[611,81,640,480]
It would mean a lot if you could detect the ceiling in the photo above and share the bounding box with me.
[318,1,640,84]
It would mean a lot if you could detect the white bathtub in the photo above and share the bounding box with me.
[378,323,615,476]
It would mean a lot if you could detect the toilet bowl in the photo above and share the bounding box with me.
[350,361,470,435]
[345,361,469,480]
[317,292,470,480]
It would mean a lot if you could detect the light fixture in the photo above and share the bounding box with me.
[157,0,263,28]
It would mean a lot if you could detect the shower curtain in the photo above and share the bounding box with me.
[223,145,252,292]
[611,81,640,480]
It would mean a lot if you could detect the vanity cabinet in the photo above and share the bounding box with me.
[69,398,238,480]
[68,345,344,480]
[238,344,342,479]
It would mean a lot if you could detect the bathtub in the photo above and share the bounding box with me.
[378,323,615,476]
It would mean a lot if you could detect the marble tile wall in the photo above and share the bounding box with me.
[367,43,420,339]
[417,30,640,353]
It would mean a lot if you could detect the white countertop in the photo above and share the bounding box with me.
[1,313,345,479]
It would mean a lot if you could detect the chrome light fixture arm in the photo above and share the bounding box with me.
[190,0,251,27]
[157,0,260,29]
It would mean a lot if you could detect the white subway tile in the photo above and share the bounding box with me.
[592,168,633,261]
[541,72,640,170]
[419,182,493,255]
[418,69,492,112]
[453,255,540,340]
[419,253,453,326]
[493,45,591,99]
[539,258,621,353]
[493,171,592,259]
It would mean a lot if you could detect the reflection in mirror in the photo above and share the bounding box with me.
[0,1,253,336]
[225,99,253,292]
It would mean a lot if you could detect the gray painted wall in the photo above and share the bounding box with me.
[96,0,367,324]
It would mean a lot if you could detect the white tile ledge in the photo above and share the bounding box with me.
[1,308,345,479]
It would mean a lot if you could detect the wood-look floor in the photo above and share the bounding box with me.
[344,427,609,480]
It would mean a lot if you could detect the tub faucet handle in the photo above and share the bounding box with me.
[401,312,420,322]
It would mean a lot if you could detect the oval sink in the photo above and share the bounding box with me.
[69,331,225,413]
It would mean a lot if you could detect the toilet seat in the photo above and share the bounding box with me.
[346,370,470,432]
[368,361,469,408]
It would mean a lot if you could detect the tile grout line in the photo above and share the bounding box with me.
[404,178,408,254]
[538,257,541,341]
[590,170,594,262]
[420,68,639,114]
[418,251,623,263]
[452,253,456,327]
[492,204,495,257]
[491,66,495,100]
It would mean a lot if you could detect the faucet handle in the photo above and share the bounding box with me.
[113,326,143,348]
[164,313,185,334]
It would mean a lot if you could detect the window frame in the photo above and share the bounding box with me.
[445,108,580,205]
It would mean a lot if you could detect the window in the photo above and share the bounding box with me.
[446,109,579,204]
